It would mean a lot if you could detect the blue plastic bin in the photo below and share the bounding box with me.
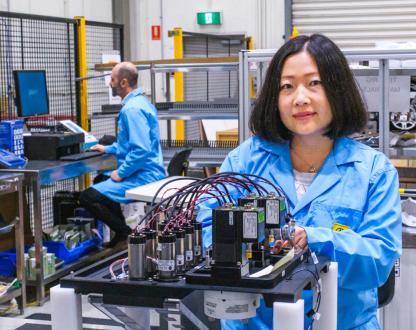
[0,120,24,157]
[0,245,30,277]
[0,251,17,277]
[43,238,101,264]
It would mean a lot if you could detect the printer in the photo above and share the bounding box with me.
[24,132,84,160]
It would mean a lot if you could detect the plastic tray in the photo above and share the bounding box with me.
[43,238,101,265]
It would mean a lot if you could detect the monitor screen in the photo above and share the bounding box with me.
[13,70,49,118]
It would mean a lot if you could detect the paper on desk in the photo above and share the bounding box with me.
[249,248,295,278]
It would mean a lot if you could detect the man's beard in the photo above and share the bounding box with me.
[111,86,118,97]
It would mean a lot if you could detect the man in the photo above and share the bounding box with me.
[79,61,166,248]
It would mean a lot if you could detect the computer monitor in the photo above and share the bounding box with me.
[13,70,49,118]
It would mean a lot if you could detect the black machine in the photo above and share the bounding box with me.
[120,174,306,289]
[12,70,87,161]
[52,191,80,226]
[23,132,84,160]
[58,173,327,327]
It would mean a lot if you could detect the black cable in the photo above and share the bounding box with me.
[150,176,201,207]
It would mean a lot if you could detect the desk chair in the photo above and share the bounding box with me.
[167,148,192,176]
[378,267,396,307]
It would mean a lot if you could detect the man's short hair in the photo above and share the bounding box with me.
[249,34,368,142]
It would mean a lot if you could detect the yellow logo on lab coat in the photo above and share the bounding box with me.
[332,223,350,232]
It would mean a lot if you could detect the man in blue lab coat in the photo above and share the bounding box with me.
[80,62,165,247]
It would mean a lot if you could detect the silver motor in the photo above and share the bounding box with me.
[128,233,147,280]
[157,232,177,281]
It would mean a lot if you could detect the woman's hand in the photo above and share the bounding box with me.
[291,226,308,251]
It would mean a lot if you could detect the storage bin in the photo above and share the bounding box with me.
[43,237,101,264]
[0,245,30,277]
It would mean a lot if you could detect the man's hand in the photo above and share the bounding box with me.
[90,144,106,153]
[291,226,308,251]
[111,170,123,182]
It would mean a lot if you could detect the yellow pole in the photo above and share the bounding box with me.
[75,16,91,187]
[247,36,256,98]
[173,27,185,141]
[74,16,89,131]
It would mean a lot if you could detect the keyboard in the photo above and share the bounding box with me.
[59,151,102,161]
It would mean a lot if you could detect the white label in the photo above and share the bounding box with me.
[158,259,175,271]
[194,245,201,256]
[243,212,257,239]
[176,254,184,266]
[311,252,319,265]
[229,212,234,226]
[266,200,279,225]
[185,250,193,261]
[225,304,249,314]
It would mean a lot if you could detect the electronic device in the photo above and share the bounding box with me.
[60,120,97,150]
[59,150,101,161]
[210,203,265,279]
[0,148,26,168]
[13,70,49,118]
[23,132,84,160]
[238,192,287,228]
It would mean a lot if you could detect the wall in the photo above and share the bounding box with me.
[128,0,285,97]
[0,0,113,22]
[130,0,285,62]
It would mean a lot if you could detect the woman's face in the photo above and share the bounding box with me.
[278,51,333,139]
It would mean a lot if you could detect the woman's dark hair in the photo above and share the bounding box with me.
[249,34,368,142]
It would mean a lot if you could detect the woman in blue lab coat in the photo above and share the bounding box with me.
[197,34,402,329]
[80,62,165,247]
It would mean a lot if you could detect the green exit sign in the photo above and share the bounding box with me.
[197,12,221,25]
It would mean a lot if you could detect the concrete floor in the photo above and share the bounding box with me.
[0,294,124,330]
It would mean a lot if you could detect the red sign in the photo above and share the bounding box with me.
[151,25,161,40]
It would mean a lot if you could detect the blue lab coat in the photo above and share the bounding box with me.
[197,136,402,330]
[93,88,166,203]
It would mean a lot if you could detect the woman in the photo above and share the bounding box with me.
[197,34,402,329]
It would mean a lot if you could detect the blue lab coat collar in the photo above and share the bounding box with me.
[255,136,363,215]
[122,88,143,105]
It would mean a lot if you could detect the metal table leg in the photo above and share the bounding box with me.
[32,175,45,303]
[15,178,26,313]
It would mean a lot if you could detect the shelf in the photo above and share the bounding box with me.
[0,286,22,305]
[26,245,124,286]
[157,110,238,120]
[94,56,239,72]
[389,147,416,158]
[162,146,232,168]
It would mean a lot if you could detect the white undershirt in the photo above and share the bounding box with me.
[293,169,316,201]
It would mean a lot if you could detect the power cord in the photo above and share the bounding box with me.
[286,248,322,329]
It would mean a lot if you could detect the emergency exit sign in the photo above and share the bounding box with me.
[197,12,221,25]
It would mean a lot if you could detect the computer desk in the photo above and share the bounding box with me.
[126,176,197,204]
[0,154,116,304]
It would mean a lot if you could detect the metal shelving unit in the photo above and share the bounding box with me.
[0,173,25,313]
[239,48,416,158]
[95,57,240,168]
